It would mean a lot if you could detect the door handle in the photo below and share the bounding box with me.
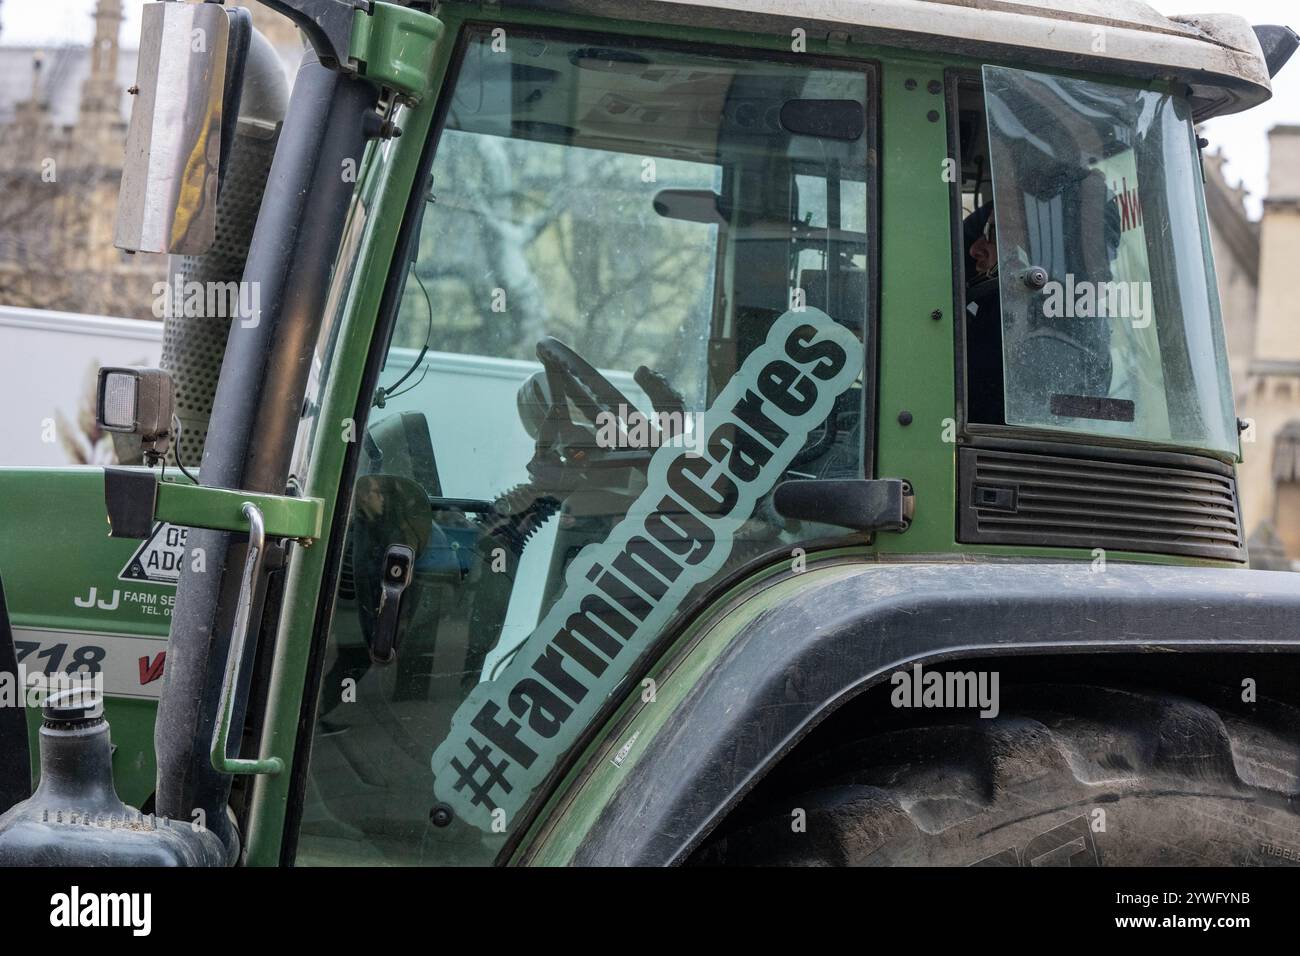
[210,502,284,776]
[773,478,914,533]
[369,544,415,664]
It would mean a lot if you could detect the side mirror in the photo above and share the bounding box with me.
[1254,25,1300,78]
[113,1,245,255]
[96,366,175,466]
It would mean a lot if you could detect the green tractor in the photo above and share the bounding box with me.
[2,0,1299,867]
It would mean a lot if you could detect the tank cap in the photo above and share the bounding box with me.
[43,687,105,724]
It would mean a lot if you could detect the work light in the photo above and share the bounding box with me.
[95,366,175,464]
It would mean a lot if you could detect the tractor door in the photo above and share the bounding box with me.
[290,25,878,865]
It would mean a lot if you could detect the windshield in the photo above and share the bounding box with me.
[296,27,875,866]
[981,66,1238,454]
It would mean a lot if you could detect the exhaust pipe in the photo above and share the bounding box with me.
[162,29,289,467]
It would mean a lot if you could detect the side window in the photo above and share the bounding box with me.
[298,28,874,865]
[952,76,1005,426]
[975,66,1236,453]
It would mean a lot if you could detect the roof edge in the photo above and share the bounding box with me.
[445,0,1273,119]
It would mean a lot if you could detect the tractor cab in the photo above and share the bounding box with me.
[2,0,1298,869]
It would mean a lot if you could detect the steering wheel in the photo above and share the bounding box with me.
[481,336,646,558]
[535,336,639,430]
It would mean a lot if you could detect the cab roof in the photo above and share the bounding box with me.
[446,0,1274,118]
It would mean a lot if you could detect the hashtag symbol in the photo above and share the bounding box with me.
[449,739,513,811]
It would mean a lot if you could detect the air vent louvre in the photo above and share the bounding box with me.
[958,447,1245,561]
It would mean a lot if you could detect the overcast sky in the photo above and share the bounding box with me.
[2,0,1297,216]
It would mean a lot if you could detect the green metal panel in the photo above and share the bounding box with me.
[0,468,169,808]
[872,60,958,555]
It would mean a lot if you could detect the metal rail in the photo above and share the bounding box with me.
[210,502,284,776]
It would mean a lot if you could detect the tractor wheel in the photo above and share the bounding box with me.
[689,684,1300,866]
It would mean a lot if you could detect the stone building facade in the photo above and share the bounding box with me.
[0,0,162,318]
[1228,126,1300,569]
[0,0,301,319]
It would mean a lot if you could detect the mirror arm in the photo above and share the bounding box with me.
[257,0,363,72]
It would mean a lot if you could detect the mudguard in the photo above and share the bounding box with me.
[529,561,1300,866]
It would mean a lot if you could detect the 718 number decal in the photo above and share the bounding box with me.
[13,640,105,675]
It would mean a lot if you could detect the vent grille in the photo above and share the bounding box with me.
[958,447,1244,561]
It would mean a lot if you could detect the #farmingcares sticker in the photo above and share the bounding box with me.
[430,307,863,831]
